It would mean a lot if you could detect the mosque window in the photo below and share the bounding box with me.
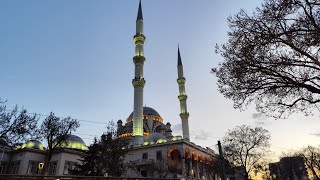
[26,161,36,175]
[142,152,148,160]
[9,161,20,174]
[49,161,57,175]
[0,162,6,174]
[63,161,76,175]
[156,151,162,161]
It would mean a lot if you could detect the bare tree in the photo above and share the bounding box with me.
[39,112,79,174]
[297,146,320,179]
[212,0,320,118]
[222,125,270,180]
[0,99,39,146]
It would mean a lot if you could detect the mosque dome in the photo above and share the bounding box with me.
[128,107,161,118]
[56,134,88,151]
[126,106,163,123]
[19,140,44,150]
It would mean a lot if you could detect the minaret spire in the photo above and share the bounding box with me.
[178,45,182,66]
[137,0,143,21]
[132,0,146,145]
[177,47,190,140]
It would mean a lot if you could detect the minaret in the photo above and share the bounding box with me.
[132,0,146,145]
[177,47,190,140]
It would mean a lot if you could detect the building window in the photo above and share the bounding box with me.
[63,161,76,175]
[27,161,42,175]
[142,152,148,160]
[49,161,57,175]
[10,161,20,174]
[0,162,7,174]
[156,151,162,161]
[27,161,35,174]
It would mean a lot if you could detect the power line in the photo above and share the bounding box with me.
[4,109,108,125]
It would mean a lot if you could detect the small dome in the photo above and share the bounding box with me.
[144,132,168,143]
[117,119,123,124]
[171,136,183,141]
[156,139,167,144]
[166,122,171,126]
[20,140,44,150]
[56,135,88,151]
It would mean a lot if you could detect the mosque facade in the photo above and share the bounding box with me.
[117,1,219,179]
[0,1,219,179]
[0,135,87,176]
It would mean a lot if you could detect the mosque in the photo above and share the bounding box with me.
[118,1,218,179]
[0,1,219,179]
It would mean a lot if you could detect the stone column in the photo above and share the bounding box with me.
[182,156,186,178]
[196,160,200,179]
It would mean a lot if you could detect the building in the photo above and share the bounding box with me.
[117,1,219,179]
[269,156,309,180]
[0,1,219,179]
[0,135,87,176]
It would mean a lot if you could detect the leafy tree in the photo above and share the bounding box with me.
[212,0,320,118]
[222,125,271,180]
[0,99,39,146]
[72,137,101,176]
[74,121,129,177]
[39,112,80,174]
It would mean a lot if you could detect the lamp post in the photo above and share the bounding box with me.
[190,169,194,180]
[38,162,44,175]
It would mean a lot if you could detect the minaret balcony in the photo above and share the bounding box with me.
[177,77,186,84]
[134,34,146,44]
[133,56,146,64]
[132,78,146,87]
[179,113,189,119]
[178,95,188,101]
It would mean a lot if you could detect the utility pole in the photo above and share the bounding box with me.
[218,140,227,180]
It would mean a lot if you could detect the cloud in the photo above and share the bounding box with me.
[310,133,320,137]
[252,113,263,119]
[194,130,212,141]
[171,123,182,132]
[252,113,269,126]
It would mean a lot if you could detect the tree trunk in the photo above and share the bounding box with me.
[42,151,53,175]
[244,171,250,180]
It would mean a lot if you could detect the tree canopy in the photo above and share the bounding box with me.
[39,112,80,174]
[74,121,129,177]
[212,0,320,118]
[222,125,270,180]
[0,100,39,146]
